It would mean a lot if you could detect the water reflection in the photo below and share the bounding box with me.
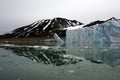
[1,42,120,67]
[2,46,82,66]
[66,42,120,67]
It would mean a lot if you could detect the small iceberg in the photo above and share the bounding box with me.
[53,33,64,47]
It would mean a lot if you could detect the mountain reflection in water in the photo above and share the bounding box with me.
[3,46,82,66]
[1,42,120,67]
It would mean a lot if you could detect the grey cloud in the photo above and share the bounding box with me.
[0,0,120,34]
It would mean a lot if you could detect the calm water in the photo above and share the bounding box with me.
[0,43,120,80]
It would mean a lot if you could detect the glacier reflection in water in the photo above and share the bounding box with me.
[66,42,120,67]
[1,42,120,67]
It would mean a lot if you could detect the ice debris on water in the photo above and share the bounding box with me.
[63,54,84,60]
[40,46,50,49]
[0,67,2,71]
[103,49,108,51]
[89,59,102,64]
[17,78,21,80]
[68,70,74,73]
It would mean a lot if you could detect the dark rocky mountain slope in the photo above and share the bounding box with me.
[0,17,82,38]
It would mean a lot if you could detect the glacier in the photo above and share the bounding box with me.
[65,18,120,66]
[66,18,120,48]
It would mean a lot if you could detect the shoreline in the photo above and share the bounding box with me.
[0,37,65,46]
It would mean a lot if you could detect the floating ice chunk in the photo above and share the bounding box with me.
[90,59,102,64]
[96,60,102,63]
[33,46,40,48]
[85,46,88,48]
[0,67,2,71]
[3,44,15,47]
[81,49,84,51]
[17,78,21,80]
[103,49,108,51]
[41,46,49,49]
[63,54,84,60]
[53,33,64,47]
[68,70,74,73]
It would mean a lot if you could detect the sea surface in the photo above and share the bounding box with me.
[0,43,120,80]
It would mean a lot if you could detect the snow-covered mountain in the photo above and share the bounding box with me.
[66,17,120,47]
[0,17,82,38]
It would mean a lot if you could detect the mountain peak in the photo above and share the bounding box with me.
[107,17,117,21]
[83,17,119,27]
[83,20,105,27]
[0,17,82,38]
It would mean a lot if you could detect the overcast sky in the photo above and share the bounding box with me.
[0,0,120,34]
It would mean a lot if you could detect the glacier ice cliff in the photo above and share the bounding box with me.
[66,18,120,47]
[65,18,120,66]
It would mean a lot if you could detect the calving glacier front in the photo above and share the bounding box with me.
[66,18,120,46]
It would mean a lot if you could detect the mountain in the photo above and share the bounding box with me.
[66,17,120,47]
[83,20,105,27]
[83,17,118,27]
[0,17,82,38]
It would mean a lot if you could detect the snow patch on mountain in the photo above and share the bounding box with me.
[64,25,84,30]
[43,20,52,30]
